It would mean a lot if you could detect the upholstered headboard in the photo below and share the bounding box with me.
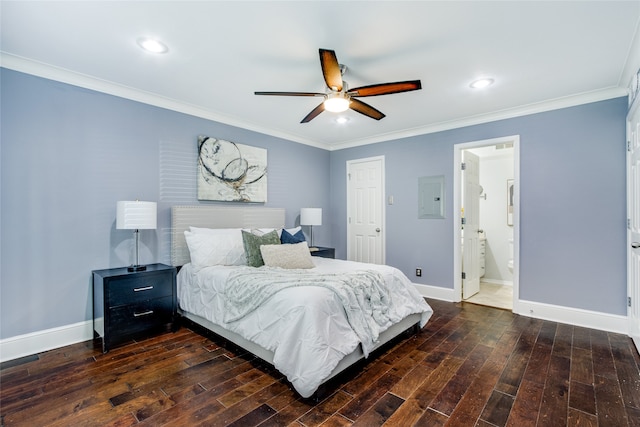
[171,205,286,266]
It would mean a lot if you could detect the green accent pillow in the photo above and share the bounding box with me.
[241,230,281,267]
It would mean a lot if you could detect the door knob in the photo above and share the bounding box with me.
[632,242,640,249]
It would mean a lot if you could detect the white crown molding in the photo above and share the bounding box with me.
[329,86,628,151]
[1,52,628,152]
[0,53,330,151]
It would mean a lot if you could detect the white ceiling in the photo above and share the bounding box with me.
[2,1,639,150]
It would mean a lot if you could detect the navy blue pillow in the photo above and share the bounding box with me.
[281,228,306,244]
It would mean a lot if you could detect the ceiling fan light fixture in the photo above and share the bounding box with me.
[470,78,494,89]
[255,49,421,122]
[137,37,169,54]
[324,93,350,113]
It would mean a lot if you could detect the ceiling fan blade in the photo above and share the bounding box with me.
[254,91,325,97]
[349,98,385,120]
[319,49,343,92]
[301,102,325,123]
[348,80,422,97]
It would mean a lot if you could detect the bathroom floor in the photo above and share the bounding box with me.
[465,281,513,310]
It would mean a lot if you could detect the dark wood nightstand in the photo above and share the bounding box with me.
[310,246,335,259]
[92,263,177,353]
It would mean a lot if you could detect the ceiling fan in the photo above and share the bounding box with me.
[255,49,422,123]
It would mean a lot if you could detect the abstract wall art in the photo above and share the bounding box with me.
[197,135,267,202]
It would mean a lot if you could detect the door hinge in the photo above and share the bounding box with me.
[628,140,631,152]
[629,297,632,307]
[461,217,466,225]
[348,173,351,180]
[461,272,466,280]
[628,218,632,229]
[461,162,466,171]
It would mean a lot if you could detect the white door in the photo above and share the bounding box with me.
[462,150,481,299]
[347,157,385,264]
[628,100,640,353]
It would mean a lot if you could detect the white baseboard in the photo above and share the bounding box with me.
[413,284,628,335]
[0,297,629,363]
[0,320,94,363]
[413,283,456,302]
[482,279,513,287]
[515,300,628,334]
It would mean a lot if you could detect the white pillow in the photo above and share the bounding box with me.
[189,226,219,234]
[184,229,246,268]
[260,241,315,269]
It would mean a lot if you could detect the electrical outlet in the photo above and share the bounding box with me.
[415,268,422,277]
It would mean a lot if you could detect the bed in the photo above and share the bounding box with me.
[171,205,433,398]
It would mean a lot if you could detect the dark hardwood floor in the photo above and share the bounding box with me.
[1,299,639,426]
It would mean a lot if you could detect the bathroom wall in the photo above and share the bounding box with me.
[473,146,515,284]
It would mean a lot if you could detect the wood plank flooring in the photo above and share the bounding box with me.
[1,299,639,426]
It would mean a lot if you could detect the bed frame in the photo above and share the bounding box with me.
[171,205,422,393]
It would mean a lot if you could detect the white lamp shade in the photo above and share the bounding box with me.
[300,208,322,226]
[116,201,157,230]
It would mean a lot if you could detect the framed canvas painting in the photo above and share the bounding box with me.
[197,136,267,202]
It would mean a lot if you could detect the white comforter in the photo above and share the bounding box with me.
[177,257,433,397]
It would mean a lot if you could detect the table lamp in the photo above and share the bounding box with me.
[300,208,322,248]
[116,201,157,272]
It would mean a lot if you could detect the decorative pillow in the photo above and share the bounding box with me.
[260,242,315,269]
[241,229,281,267]
[243,228,277,237]
[281,228,306,244]
[240,227,301,239]
[283,226,301,236]
[184,229,246,268]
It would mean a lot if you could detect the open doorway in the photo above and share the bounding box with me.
[453,136,519,311]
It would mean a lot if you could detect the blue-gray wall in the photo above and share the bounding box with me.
[330,97,628,315]
[0,69,330,339]
[0,68,628,341]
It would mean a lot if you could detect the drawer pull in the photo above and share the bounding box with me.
[133,310,154,317]
[133,286,154,292]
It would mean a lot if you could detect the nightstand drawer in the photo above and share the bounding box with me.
[108,296,174,337]
[107,273,173,307]
[310,247,335,258]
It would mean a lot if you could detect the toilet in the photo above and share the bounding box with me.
[507,238,514,273]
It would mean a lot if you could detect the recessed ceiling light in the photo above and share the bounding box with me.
[335,116,350,124]
[137,37,169,54]
[470,78,494,89]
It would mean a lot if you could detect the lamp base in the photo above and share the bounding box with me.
[128,265,147,272]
